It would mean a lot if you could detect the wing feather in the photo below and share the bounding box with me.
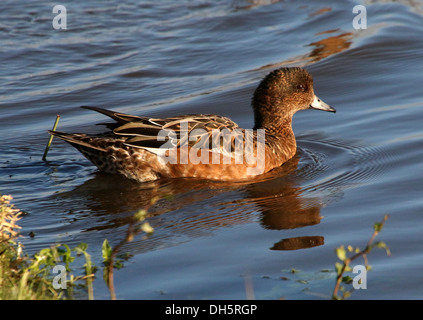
[79,107,249,159]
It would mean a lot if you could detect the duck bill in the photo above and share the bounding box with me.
[310,95,336,113]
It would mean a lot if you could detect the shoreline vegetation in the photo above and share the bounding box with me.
[0,194,154,300]
[0,194,388,300]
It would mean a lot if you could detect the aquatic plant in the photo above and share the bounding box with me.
[42,115,60,161]
[102,196,156,300]
[332,215,390,300]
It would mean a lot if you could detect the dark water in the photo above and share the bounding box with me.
[1,0,423,299]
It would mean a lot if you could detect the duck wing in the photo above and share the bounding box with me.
[56,107,248,159]
[113,113,245,158]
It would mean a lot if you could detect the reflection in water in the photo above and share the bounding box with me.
[244,158,322,230]
[243,156,324,250]
[253,28,353,72]
[234,0,283,10]
[53,154,325,252]
[308,31,353,63]
[270,236,324,251]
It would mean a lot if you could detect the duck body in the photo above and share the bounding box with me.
[49,67,335,182]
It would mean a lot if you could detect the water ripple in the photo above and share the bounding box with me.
[297,133,395,196]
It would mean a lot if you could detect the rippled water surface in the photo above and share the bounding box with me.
[1,0,423,299]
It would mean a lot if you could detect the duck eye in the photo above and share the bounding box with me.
[296,84,306,92]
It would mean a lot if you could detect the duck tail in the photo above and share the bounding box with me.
[48,130,107,152]
[80,106,145,124]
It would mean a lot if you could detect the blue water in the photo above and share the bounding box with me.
[1,0,423,299]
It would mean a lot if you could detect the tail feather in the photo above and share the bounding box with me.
[48,130,107,152]
[80,106,145,124]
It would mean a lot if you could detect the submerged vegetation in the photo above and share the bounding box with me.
[0,194,389,300]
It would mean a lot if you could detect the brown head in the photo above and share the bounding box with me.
[252,67,335,133]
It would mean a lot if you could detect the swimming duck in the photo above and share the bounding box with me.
[49,67,335,182]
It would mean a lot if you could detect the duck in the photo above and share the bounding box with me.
[49,67,335,182]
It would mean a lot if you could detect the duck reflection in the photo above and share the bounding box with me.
[52,153,325,251]
[242,155,324,250]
